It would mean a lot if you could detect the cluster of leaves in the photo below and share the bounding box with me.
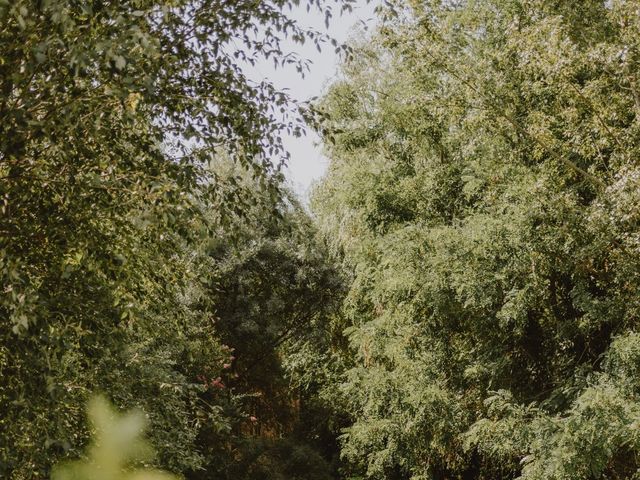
[313,1,640,479]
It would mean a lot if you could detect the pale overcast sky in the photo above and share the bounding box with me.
[251,1,380,200]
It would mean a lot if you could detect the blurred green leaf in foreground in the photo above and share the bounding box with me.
[52,396,176,480]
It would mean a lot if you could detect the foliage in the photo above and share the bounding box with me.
[313,1,640,478]
[8,0,640,479]
[52,396,177,480]
[189,164,347,480]
[0,0,349,477]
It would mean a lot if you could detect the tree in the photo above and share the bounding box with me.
[190,162,346,480]
[0,0,351,476]
[313,1,640,478]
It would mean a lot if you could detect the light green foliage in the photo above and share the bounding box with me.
[52,396,176,480]
[313,1,640,478]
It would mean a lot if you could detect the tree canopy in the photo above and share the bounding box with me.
[312,1,640,479]
[1,0,348,477]
[5,1,640,480]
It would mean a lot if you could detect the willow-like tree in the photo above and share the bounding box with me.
[314,1,640,479]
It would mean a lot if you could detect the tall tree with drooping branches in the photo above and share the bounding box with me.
[313,1,640,478]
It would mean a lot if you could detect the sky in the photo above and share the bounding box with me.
[250,1,380,200]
